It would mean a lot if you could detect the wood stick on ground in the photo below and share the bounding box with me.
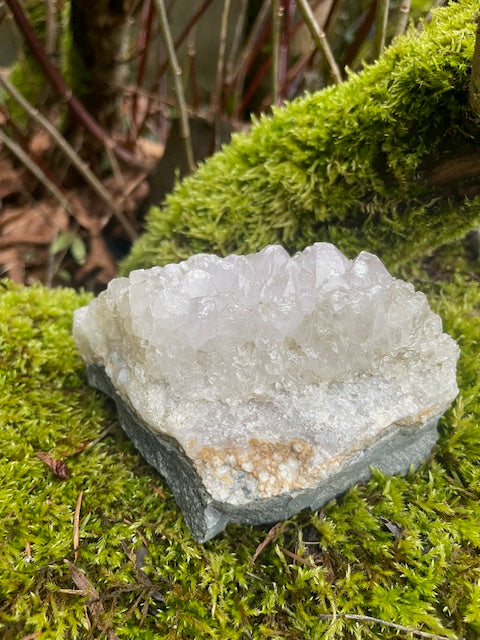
[278,545,316,568]
[319,614,458,640]
[294,0,342,84]
[0,76,138,241]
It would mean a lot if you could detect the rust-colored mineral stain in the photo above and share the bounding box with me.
[196,437,315,495]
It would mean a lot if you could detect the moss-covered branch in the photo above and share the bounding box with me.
[121,0,480,275]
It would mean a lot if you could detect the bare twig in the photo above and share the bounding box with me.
[395,0,411,36]
[294,0,342,84]
[324,0,341,33]
[0,127,74,215]
[4,0,145,169]
[73,491,83,561]
[153,0,196,173]
[131,0,155,138]
[271,0,282,107]
[278,545,316,568]
[318,614,456,640]
[373,0,390,59]
[228,0,271,105]
[45,0,57,56]
[251,522,285,565]
[469,12,480,117]
[211,0,232,119]
[156,0,215,79]
[278,0,293,103]
[184,0,204,114]
[343,1,377,69]
[0,76,138,240]
[226,0,248,79]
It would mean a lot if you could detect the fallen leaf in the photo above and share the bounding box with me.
[65,560,120,639]
[379,517,403,539]
[36,451,69,480]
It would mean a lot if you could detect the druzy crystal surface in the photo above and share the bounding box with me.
[73,243,459,541]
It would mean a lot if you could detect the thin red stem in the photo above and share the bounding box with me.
[131,0,155,138]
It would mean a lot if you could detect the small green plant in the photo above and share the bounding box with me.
[50,231,87,266]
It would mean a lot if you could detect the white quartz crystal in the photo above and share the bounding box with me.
[73,243,459,541]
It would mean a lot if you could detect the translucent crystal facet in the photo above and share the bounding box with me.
[73,243,459,541]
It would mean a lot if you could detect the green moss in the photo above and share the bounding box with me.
[3,1,54,127]
[1,260,480,640]
[121,0,480,275]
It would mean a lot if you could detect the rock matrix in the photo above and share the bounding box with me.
[73,243,459,542]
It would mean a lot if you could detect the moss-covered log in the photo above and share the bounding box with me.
[121,0,480,275]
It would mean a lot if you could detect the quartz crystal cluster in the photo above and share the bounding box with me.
[73,243,459,541]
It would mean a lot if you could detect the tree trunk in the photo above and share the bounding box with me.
[68,0,138,129]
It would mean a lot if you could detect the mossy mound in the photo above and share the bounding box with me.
[1,270,480,639]
[121,0,480,276]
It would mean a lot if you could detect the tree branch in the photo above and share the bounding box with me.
[153,0,196,174]
[294,0,342,84]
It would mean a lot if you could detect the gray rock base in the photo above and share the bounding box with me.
[88,364,440,543]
